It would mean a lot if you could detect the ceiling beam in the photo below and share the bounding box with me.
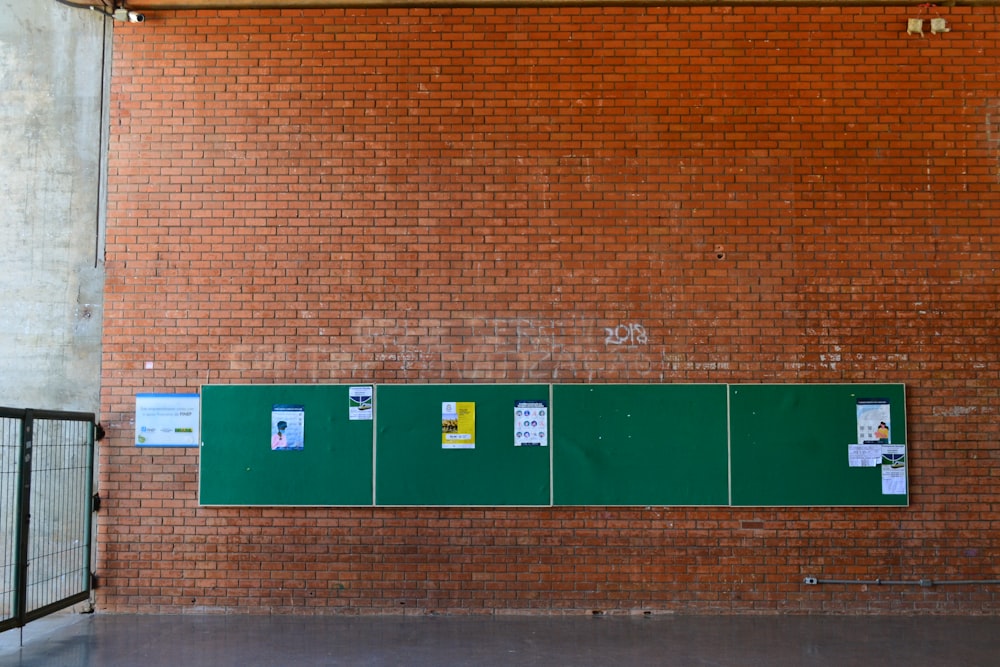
[119,0,1000,9]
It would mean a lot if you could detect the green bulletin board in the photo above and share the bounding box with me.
[552,384,729,506]
[199,384,374,506]
[198,382,907,507]
[728,384,908,506]
[374,384,551,506]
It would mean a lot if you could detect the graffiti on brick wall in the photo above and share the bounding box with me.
[493,318,650,350]
[604,322,648,347]
[375,349,420,371]
[988,99,1000,181]
[358,318,654,381]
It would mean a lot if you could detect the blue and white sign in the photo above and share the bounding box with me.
[135,393,200,447]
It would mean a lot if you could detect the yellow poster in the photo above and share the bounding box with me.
[442,401,475,449]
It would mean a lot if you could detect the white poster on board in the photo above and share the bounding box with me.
[514,400,548,447]
[349,386,373,420]
[271,404,305,450]
[881,445,907,495]
[857,398,891,444]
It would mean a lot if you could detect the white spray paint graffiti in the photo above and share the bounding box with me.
[604,323,649,347]
[358,317,654,381]
[985,99,1000,185]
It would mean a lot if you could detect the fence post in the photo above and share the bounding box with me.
[13,410,33,630]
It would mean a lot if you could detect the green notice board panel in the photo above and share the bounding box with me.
[198,382,907,507]
[200,384,374,506]
[729,384,908,506]
[375,384,551,506]
[552,384,730,506]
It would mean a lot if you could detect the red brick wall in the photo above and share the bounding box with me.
[101,6,1000,614]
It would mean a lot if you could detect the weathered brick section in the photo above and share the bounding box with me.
[102,7,999,614]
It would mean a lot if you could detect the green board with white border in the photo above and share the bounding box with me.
[729,384,907,506]
[199,384,374,506]
[198,383,906,507]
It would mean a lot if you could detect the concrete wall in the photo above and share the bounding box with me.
[0,0,108,414]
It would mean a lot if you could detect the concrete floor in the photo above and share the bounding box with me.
[1,612,997,667]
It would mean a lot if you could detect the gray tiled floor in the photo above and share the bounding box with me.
[1,612,997,666]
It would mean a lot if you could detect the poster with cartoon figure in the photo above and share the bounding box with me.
[271,404,305,450]
[857,399,891,444]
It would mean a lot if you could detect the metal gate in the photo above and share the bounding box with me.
[1,408,96,633]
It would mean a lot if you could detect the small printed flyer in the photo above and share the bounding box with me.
[857,398,891,444]
[881,445,907,495]
[442,401,475,449]
[349,386,373,421]
[271,404,305,450]
[848,444,883,468]
[514,400,548,447]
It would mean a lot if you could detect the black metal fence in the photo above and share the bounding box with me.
[1,408,96,633]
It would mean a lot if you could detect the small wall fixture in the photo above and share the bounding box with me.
[112,8,144,22]
[930,18,950,34]
[908,4,951,37]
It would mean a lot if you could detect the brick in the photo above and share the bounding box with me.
[98,6,1000,616]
